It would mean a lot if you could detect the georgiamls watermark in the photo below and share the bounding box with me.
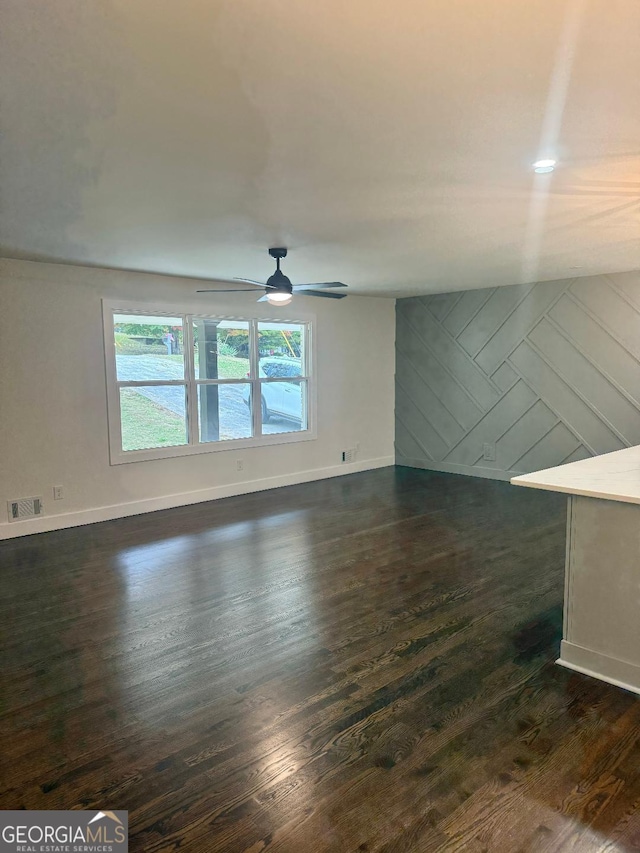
[0,811,128,853]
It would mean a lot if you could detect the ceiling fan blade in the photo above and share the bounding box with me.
[233,277,277,290]
[197,288,264,293]
[293,281,347,290]
[233,278,266,286]
[298,290,347,299]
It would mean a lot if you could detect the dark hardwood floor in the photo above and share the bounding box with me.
[2,467,640,852]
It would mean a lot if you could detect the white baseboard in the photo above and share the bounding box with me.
[557,640,640,697]
[0,456,394,540]
[395,455,516,483]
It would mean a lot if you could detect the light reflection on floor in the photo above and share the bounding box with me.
[113,509,315,726]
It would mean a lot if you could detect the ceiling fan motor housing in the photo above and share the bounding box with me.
[266,266,293,294]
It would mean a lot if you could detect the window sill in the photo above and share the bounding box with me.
[109,427,317,465]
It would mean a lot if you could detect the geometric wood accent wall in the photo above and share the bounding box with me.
[395,270,640,480]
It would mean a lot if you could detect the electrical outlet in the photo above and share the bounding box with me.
[482,443,496,462]
[53,485,64,500]
[236,459,244,472]
[342,449,357,463]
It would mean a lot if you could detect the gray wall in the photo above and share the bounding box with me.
[395,270,640,479]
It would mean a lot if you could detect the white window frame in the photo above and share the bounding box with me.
[102,299,316,465]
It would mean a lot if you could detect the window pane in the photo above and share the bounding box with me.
[261,380,308,435]
[193,320,250,379]
[198,384,253,442]
[114,314,184,381]
[120,386,187,451]
[258,323,304,374]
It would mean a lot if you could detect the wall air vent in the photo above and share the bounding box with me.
[7,497,43,522]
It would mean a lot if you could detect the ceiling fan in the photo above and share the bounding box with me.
[197,247,348,305]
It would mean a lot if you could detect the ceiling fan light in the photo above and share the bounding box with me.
[266,291,292,305]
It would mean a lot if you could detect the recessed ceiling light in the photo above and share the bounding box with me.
[533,159,557,173]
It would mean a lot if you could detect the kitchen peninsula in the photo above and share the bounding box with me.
[512,446,640,695]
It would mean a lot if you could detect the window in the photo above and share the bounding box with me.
[103,304,313,463]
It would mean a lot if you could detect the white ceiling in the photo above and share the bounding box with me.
[1,0,639,296]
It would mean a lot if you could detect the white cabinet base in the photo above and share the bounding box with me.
[558,641,640,697]
[560,495,640,696]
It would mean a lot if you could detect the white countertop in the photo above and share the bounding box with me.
[511,446,640,505]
